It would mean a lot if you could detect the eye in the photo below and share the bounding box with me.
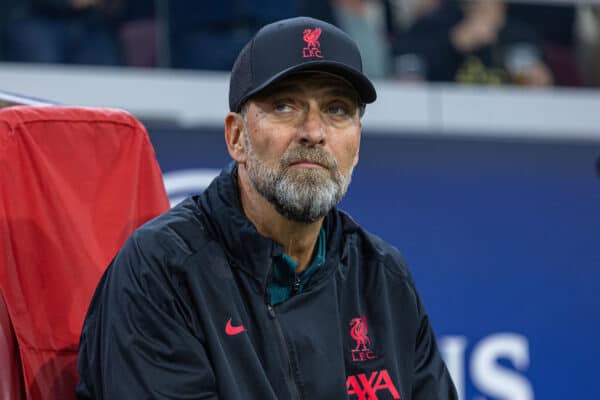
[272,101,294,113]
[325,102,351,117]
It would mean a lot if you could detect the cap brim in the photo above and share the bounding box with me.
[243,60,377,109]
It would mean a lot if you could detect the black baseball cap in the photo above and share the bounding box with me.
[229,16,377,112]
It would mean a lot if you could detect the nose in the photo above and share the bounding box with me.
[298,103,325,146]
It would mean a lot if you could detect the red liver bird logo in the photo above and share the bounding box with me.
[303,28,322,48]
[350,315,371,351]
[302,28,323,58]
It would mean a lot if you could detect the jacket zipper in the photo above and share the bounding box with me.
[291,275,301,295]
[267,303,302,400]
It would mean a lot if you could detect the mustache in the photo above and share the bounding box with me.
[280,147,338,170]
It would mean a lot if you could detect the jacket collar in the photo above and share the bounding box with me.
[195,162,360,295]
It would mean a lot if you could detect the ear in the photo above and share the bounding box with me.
[224,112,247,163]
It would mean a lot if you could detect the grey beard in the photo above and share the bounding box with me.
[244,134,353,223]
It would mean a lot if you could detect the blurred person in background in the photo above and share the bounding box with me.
[393,0,553,87]
[576,4,600,87]
[508,2,581,86]
[168,0,297,70]
[2,0,125,65]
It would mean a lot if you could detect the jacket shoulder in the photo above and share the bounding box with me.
[355,227,415,285]
[126,197,212,270]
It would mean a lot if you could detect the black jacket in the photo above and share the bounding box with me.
[77,164,457,399]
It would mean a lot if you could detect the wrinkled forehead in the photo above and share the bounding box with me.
[250,71,361,103]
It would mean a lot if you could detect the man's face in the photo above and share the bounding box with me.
[240,73,362,223]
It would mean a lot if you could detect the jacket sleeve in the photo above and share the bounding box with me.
[76,232,218,399]
[412,295,458,400]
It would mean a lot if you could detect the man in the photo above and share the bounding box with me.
[77,16,457,399]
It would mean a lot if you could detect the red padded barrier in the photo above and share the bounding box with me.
[0,291,25,399]
[0,106,170,399]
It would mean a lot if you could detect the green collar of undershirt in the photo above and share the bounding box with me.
[269,227,326,306]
